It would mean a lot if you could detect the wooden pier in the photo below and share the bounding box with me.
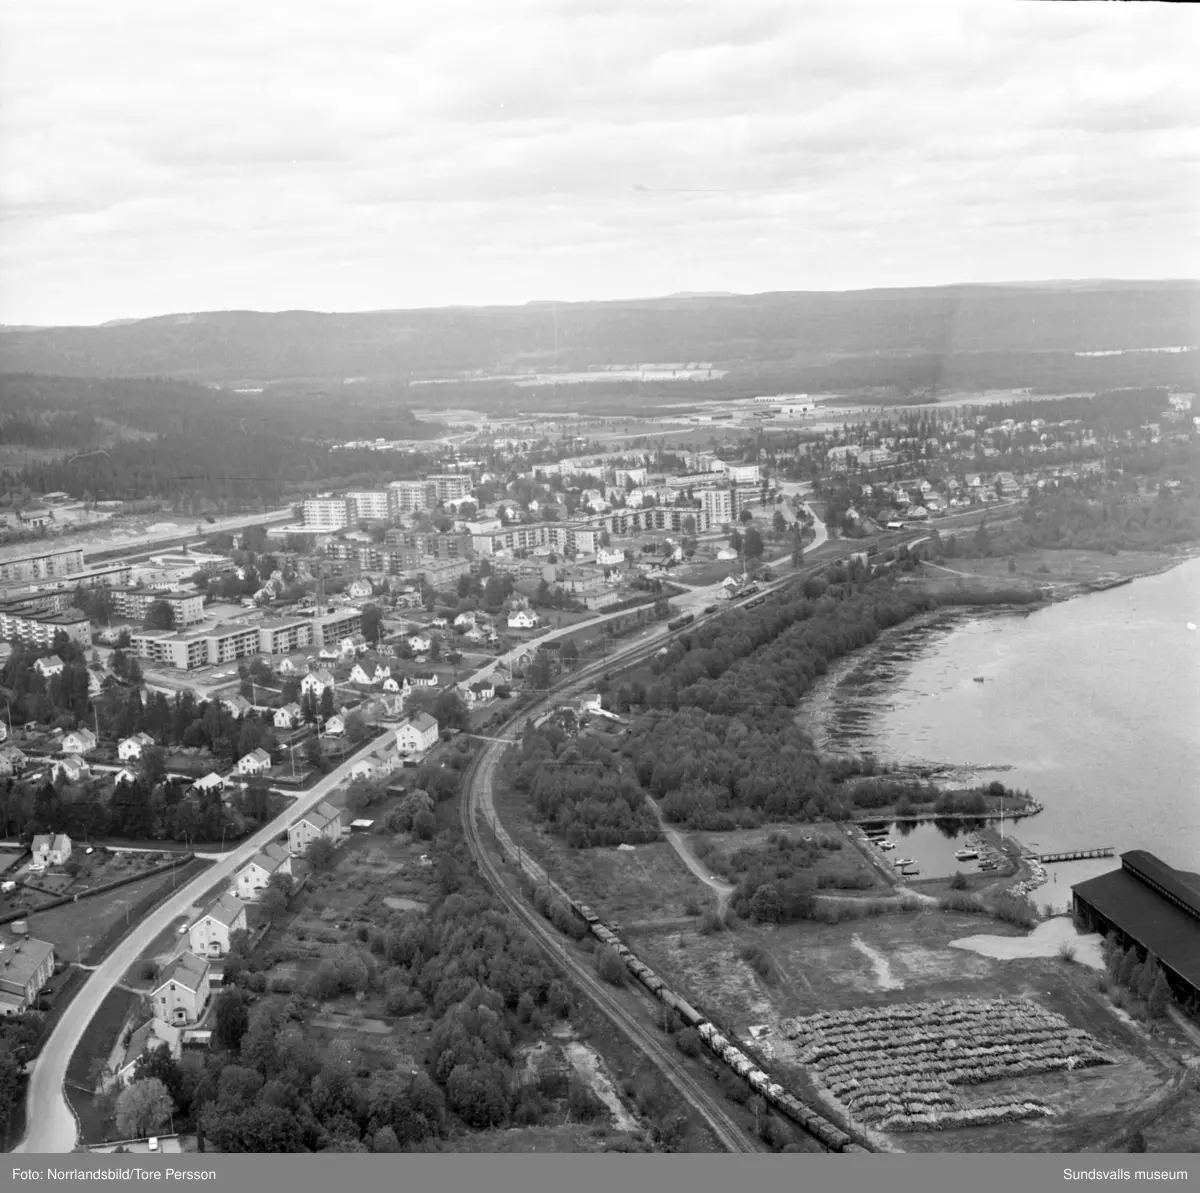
[1036,847,1114,864]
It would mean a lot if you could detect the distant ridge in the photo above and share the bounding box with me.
[1,280,1196,381]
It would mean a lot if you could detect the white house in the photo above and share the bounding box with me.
[395,712,439,755]
[115,1019,180,1088]
[288,801,343,855]
[596,547,625,567]
[274,703,303,729]
[506,610,539,630]
[34,655,64,678]
[381,676,402,694]
[347,579,374,600]
[300,670,335,698]
[50,756,90,784]
[469,678,495,703]
[118,732,156,762]
[323,714,346,737]
[462,626,485,644]
[187,894,248,958]
[349,662,377,686]
[277,654,310,676]
[31,833,72,867]
[236,747,272,776]
[222,695,253,719]
[233,842,293,900]
[192,772,225,795]
[112,767,138,787]
[152,953,211,1026]
[61,728,97,755]
[453,612,476,629]
[430,617,449,630]
[407,634,432,655]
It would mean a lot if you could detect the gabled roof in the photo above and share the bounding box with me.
[196,893,246,930]
[244,841,290,875]
[119,1019,166,1074]
[244,747,271,765]
[277,702,302,717]
[404,712,438,733]
[36,654,63,670]
[154,951,209,994]
[307,668,335,685]
[293,800,342,831]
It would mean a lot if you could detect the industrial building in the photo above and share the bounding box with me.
[1073,851,1200,1007]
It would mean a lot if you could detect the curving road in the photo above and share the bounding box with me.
[15,725,398,1154]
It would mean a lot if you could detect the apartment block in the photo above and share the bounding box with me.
[0,598,92,648]
[313,607,362,647]
[725,464,761,485]
[130,629,209,671]
[345,490,391,521]
[110,588,205,627]
[0,545,86,587]
[697,487,734,525]
[426,474,473,503]
[387,480,435,516]
[384,530,470,560]
[420,558,471,586]
[257,618,315,655]
[302,498,351,531]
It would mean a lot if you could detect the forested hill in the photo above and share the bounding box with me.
[0,374,442,507]
[0,281,1197,381]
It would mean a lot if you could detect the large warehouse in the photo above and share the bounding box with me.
[1073,851,1200,1008]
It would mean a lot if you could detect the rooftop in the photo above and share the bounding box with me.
[155,952,209,993]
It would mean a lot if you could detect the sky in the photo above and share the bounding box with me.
[0,0,1197,327]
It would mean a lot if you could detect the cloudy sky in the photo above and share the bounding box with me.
[1,0,1197,326]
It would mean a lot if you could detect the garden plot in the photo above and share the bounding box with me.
[781,997,1113,1133]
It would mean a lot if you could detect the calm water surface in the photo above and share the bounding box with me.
[812,558,1200,909]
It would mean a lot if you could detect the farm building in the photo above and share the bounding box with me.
[1073,850,1200,1007]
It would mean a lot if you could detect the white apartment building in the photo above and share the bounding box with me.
[345,490,391,521]
[698,487,734,525]
[725,464,761,485]
[302,499,351,530]
[387,480,435,516]
[427,474,473,502]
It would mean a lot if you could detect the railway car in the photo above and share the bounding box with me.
[667,613,696,631]
[575,904,600,925]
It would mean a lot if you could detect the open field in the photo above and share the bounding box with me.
[929,545,1193,587]
[5,857,211,965]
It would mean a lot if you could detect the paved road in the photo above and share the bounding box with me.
[14,724,397,1154]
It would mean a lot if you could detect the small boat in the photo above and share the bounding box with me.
[900,864,920,876]
[877,840,896,851]
[894,858,916,868]
[973,676,985,683]
[954,848,979,861]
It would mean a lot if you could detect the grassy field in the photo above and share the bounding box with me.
[947,545,1187,586]
[5,857,211,965]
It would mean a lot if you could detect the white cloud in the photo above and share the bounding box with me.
[0,0,1197,324]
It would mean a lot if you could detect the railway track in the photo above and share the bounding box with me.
[458,541,928,1152]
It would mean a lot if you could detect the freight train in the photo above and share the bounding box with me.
[666,613,696,631]
[501,826,868,1151]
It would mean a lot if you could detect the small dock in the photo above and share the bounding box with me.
[1036,847,1114,864]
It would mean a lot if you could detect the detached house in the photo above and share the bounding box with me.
[34,655,64,679]
[61,728,97,755]
[407,634,432,655]
[274,703,303,729]
[323,714,346,737]
[288,801,343,855]
[235,747,272,776]
[191,772,225,795]
[278,654,310,676]
[187,894,248,958]
[233,842,293,900]
[115,1019,180,1088]
[347,579,373,600]
[31,833,72,867]
[50,756,91,784]
[152,952,211,1026]
[223,695,253,719]
[300,669,335,699]
[349,662,378,687]
[395,712,439,756]
[506,609,539,629]
[118,732,156,762]
[0,938,56,1016]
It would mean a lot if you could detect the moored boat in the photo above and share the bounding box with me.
[954,847,979,861]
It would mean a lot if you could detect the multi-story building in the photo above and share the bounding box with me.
[110,588,206,627]
[0,545,86,587]
[427,474,473,503]
[152,952,211,1026]
[0,599,92,648]
[130,629,209,671]
[384,530,470,560]
[256,618,315,655]
[387,480,435,516]
[302,498,351,531]
[420,558,471,586]
[288,801,343,855]
[313,607,361,647]
[203,623,261,666]
[0,938,55,1016]
[698,487,734,525]
[345,490,391,521]
[725,464,761,485]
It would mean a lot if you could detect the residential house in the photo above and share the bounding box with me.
[187,894,248,958]
[233,842,293,899]
[50,756,90,784]
[112,767,138,787]
[31,833,72,867]
[34,655,64,678]
[317,646,341,664]
[274,703,303,729]
[277,654,310,676]
[453,612,476,629]
[152,952,211,1026]
[381,675,402,693]
[300,669,335,698]
[118,732,156,762]
[409,671,437,687]
[288,801,343,855]
[192,772,225,795]
[223,694,253,719]
[0,746,27,775]
[395,712,439,755]
[61,728,97,755]
[407,634,432,655]
[349,662,378,686]
[0,938,56,1016]
[235,747,272,776]
[430,617,449,630]
[347,579,374,600]
[506,610,539,629]
[462,626,485,644]
[115,1019,180,1088]
[324,714,347,738]
[469,679,495,703]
